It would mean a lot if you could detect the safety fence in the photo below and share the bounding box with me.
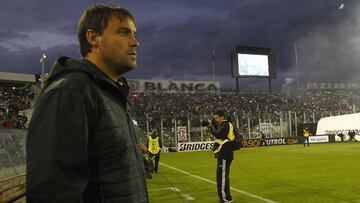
[137,111,326,148]
[0,174,25,202]
[0,128,26,202]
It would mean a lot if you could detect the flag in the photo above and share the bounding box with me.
[211,48,215,61]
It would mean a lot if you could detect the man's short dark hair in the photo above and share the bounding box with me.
[77,4,136,57]
[214,109,225,117]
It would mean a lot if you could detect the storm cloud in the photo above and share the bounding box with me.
[0,0,357,90]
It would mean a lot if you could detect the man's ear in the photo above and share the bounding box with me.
[86,29,99,48]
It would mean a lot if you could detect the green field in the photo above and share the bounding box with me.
[147,143,360,203]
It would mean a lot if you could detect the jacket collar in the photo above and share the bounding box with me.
[80,59,130,104]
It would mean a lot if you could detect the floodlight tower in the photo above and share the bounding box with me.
[40,53,47,89]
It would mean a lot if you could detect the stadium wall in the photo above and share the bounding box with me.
[128,79,220,93]
[176,135,336,152]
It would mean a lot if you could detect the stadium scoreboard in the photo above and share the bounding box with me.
[231,45,277,78]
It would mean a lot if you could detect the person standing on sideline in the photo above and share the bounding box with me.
[348,130,355,142]
[338,131,344,142]
[146,129,162,174]
[303,128,311,147]
[260,131,268,146]
[26,4,148,202]
[208,109,234,203]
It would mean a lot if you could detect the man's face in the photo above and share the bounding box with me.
[213,115,224,125]
[97,16,139,75]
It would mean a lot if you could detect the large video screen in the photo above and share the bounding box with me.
[237,53,269,77]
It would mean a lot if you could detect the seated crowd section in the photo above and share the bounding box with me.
[1,84,359,135]
[0,88,33,130]
[131,90,359,135]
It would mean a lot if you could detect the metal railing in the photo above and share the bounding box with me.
[0,174,26,203]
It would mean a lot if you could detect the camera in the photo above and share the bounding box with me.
[201,118,214,127]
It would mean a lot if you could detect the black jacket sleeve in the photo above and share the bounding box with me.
[26,87,96,202]
[159,138,163,148]
[210,121,230,140]
[145,137,149,148]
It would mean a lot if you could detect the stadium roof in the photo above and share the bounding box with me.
[0,71,36,83]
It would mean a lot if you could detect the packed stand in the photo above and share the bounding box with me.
[0,89,33,129]
[131,90,359,135]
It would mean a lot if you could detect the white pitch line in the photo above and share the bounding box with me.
[149,187,180,192]
[149,186,196,201]
[160,162,277,203]
[180,194,196,201]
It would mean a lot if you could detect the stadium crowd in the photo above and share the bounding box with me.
[0,89,32,129]
[1,85,358,133]
[131,90,359,133]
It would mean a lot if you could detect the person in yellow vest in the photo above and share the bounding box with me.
[207,109,234,203]
[146,129,162,174]
[303,128,311,147]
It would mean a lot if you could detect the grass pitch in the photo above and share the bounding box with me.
[147,142,360,203]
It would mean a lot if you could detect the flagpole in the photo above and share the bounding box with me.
[211,38,215,82]
[295,41,299,89]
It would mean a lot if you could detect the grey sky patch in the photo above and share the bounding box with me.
[0,31,77,52]
[0,31,28,41]
[53,23,78,35]
[297,2,360,84]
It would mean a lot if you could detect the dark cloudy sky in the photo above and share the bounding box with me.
[0,0,358,91]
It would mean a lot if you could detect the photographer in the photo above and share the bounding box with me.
[205,109,233,203]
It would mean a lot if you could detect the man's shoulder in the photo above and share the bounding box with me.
[43,57,103,93]
[44,70,96,95]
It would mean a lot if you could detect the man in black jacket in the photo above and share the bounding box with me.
[26,4,148,203]
[209,109,234,203]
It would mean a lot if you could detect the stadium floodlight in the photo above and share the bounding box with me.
[40,53,46,89]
